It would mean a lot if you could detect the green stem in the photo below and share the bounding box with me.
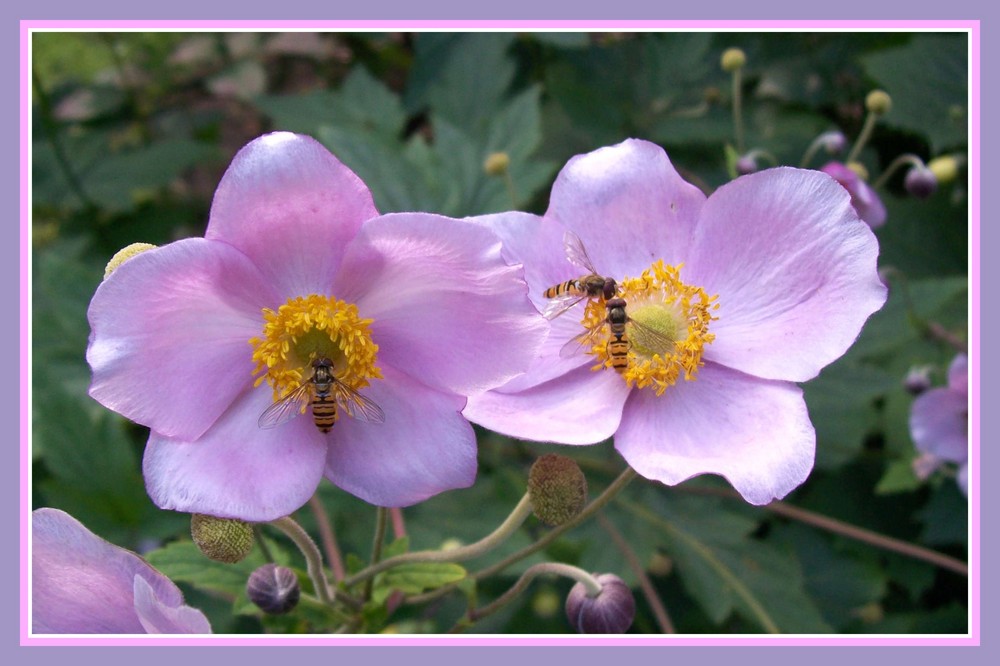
[453,562,603,632]
[597,512,675,633]
[732,66,745,154]
[363,507,389,601]
[845,110,880,164]
[872,153,926,190]
[308,495,345,582]
[269,516,333,606]
[344,493,534,588]
[503,171,519,208]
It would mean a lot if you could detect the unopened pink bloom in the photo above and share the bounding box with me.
[32,508,211,634]
[820,161,887,228]
[909,354,969,495]
[465,139,886,505]
[87,132,546,520]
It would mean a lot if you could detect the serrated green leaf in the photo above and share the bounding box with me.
[371,562,467,606]
[617,491,831,633]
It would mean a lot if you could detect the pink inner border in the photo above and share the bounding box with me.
[20,18,981,648]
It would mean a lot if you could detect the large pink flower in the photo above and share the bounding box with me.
[465,139,887,505]
[32,508,211,634]
[87,132,546,520]
[910,353,969,495]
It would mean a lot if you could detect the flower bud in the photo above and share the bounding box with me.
[819,130,847,154]
[565,573,635,634]
[528,454,588,527]
[735,154,758,175]
[720,47,746,72]
[190,514,254,564]
[865,89,892,115]
[903,365,933,395]
[928,155,960,184]
[246,563,300,614]
[904,165,937,199]
[483,152,511,176]
[846,161,869,181]
[104,242,157,280]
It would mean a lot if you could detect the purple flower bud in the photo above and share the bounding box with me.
[819,131,847,154]
[903,365,934,395]
[246,563,300,614]
[904,165,938,199]
[735,154,758,175]
[565,573,635,634]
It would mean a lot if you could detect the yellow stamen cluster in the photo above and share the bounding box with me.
[249,294,382,401]
[579,261,719,396]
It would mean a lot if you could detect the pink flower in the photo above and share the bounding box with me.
[32,508,211,634]
[87,132,546,520]
[465,139,887,505]
[819,161,887,229]
[909,354,969,495]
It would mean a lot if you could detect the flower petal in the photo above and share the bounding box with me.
[133,576,213,634]
[87,238,278,441]
[464,364,630,445]
[820,161,887,228]
[546,138,706,276]
[334,212,548,396]
[143,386,328,521]
[614,364,815,505]
[324,365,475,507]
[683,168,886,382]
[948,353,968,394]
[909,387,968,464]
[205,132,379,297]
[32,508,209,634]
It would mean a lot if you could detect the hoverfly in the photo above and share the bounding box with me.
[561,297,676,374]
[258,357,385,433]
[541,230,619,320]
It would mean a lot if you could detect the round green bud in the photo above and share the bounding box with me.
[191,514,254,564]
[720,47,746,72]
[865,89,892,115]
[483,151,511,176]
[528,454,588,527]
[532,587,562,618]
[104,242,157,280]
[928,155,960,184]
[846,161,870,181]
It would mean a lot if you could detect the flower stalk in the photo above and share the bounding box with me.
[269,516,333,605]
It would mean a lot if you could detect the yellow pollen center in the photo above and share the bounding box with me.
[579,261,719,396]
[249,294,382,401]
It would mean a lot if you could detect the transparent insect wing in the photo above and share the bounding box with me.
[626,317,677,355]
[559,323,605,360]
[542,291,587,321]
[563,230,600,275]
[258,383,311,429]
[332,380,386,424]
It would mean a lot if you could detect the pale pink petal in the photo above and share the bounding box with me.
[464,364,631,445]
[133,576,213,634]
[683,168,886,382]
[205,132,379,297]
[87,238,278,441]
[32,508,210,634]
[143,386,328,522]
[333,212,547,396]
[909,387,968,464]
[957,463,968,496]
[546,138,706,276]
[324,365,475,507]
[614,364,815,505]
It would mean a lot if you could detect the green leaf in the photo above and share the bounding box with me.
[371,562,467,606]
[617,490,831,633]
[147,537,293,614]
[916,481,968,546]
[803,361,898,469]
[860,34,968,153]
[875,459,922,494]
